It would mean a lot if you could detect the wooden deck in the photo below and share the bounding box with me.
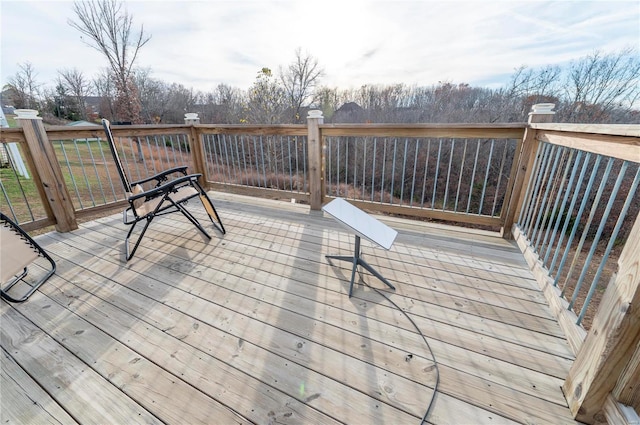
[1,193,580,424]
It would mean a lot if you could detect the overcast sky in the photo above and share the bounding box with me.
[1,0,638,93]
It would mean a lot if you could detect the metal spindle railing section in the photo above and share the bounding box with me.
[202,133,309,195]
[0,142,48,225]
[55,137,119,210]
[111,133,195,186]
[325,136,518,218]
[51,132,195,211]
[516,142,640,328]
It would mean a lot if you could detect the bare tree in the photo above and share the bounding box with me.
[562,48,640,122]
[134,68,170,123]
[202,84,245,123]
[93,68,117,120]
[3,62,42,109]
[314,86,343,121]
[246,68,286,124]
[280,48,324,123]
[69,0,150,123]
[58,68,92,120]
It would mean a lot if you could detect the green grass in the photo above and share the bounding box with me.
[4,114,17,127]
[0,167,39,199]
[0,166,47,222]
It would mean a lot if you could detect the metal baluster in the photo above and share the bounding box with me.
[2,144,35,220]
[410,139,420,207]
[241,134,249,186]
[540,149,575,261]
[400,138,409,204]
[531,146,563,247]
[213,134,223,183]
[301,136,307,193]
[524,143,553,235]
[490,140,509,217]
[432,139,442,209]
[59,141,84,209]
[466,139,481,214]
[577,164,639,324]
[556,155,603,290]
[287,136,294,192]
[564,157,615,306]
[370,138,377,202]
[517,141,544,225]
[478,139,495,215]
[362,137,368,200]
[96,137,119,201]
[390,138,398,205]
[549,152,592,276]
[345,137,349,196]
[380,138,387,203]
[336,137,341,196]
[454,139,468,213]
[72,139,96,207]
[421,139,431,208]
[84,138,107,204]
[443,139,455,211]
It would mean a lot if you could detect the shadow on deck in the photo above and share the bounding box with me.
[1,193,579,424]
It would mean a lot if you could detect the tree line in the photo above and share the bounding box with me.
[2,0,639,125]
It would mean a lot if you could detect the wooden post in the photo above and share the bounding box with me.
[502,103,555,239]
[184,113,209,188]
[307,110,324,210]
[563,211,640,423]
[15,109,77,232]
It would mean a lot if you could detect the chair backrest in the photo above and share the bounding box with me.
[102,118,132,192]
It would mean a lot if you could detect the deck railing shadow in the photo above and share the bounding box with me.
[1,105,638,424]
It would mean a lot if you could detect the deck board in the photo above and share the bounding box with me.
[1,193,580,424]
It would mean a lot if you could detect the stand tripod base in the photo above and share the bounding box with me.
[326,235,395,297]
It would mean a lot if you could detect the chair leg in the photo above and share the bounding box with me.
[122,188,225,260]
[125,218,153,261]
[1,213,56,303]
[175,203,212,239]
[1,259,56,303]
[198,190,225,235]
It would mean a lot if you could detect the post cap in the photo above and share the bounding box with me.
[14,109,41,120]
[529,103,555,115]
[307,110,323,119]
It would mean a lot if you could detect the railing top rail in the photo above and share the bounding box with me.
[320,123,527,129]
[536,130,640,163]
[196,125,307,136]
[0,127,27,143]
[530,123,640,137]
[320,123,526,139]
[43,125,194,140]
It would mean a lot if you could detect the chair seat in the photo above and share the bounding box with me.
[132,185,199,217]
[1,225,40,283]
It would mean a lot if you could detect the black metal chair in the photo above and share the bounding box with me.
[102,119,225,260]
[1,213,56,302]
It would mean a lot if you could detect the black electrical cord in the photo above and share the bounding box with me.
[361,277,440,425]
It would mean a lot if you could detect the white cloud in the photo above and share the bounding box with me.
[1,0,638,94]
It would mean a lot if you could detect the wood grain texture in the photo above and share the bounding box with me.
[1,193,579,424]
[1,348,79,425]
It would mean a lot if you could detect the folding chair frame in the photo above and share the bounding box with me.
[102,119,225,260]
[1,213,56,303]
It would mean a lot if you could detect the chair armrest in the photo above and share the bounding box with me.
[127,173,202,202]
[130,166,190,186]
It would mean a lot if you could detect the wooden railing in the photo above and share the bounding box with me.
[509,120,640,424]
[1,107,638,424]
